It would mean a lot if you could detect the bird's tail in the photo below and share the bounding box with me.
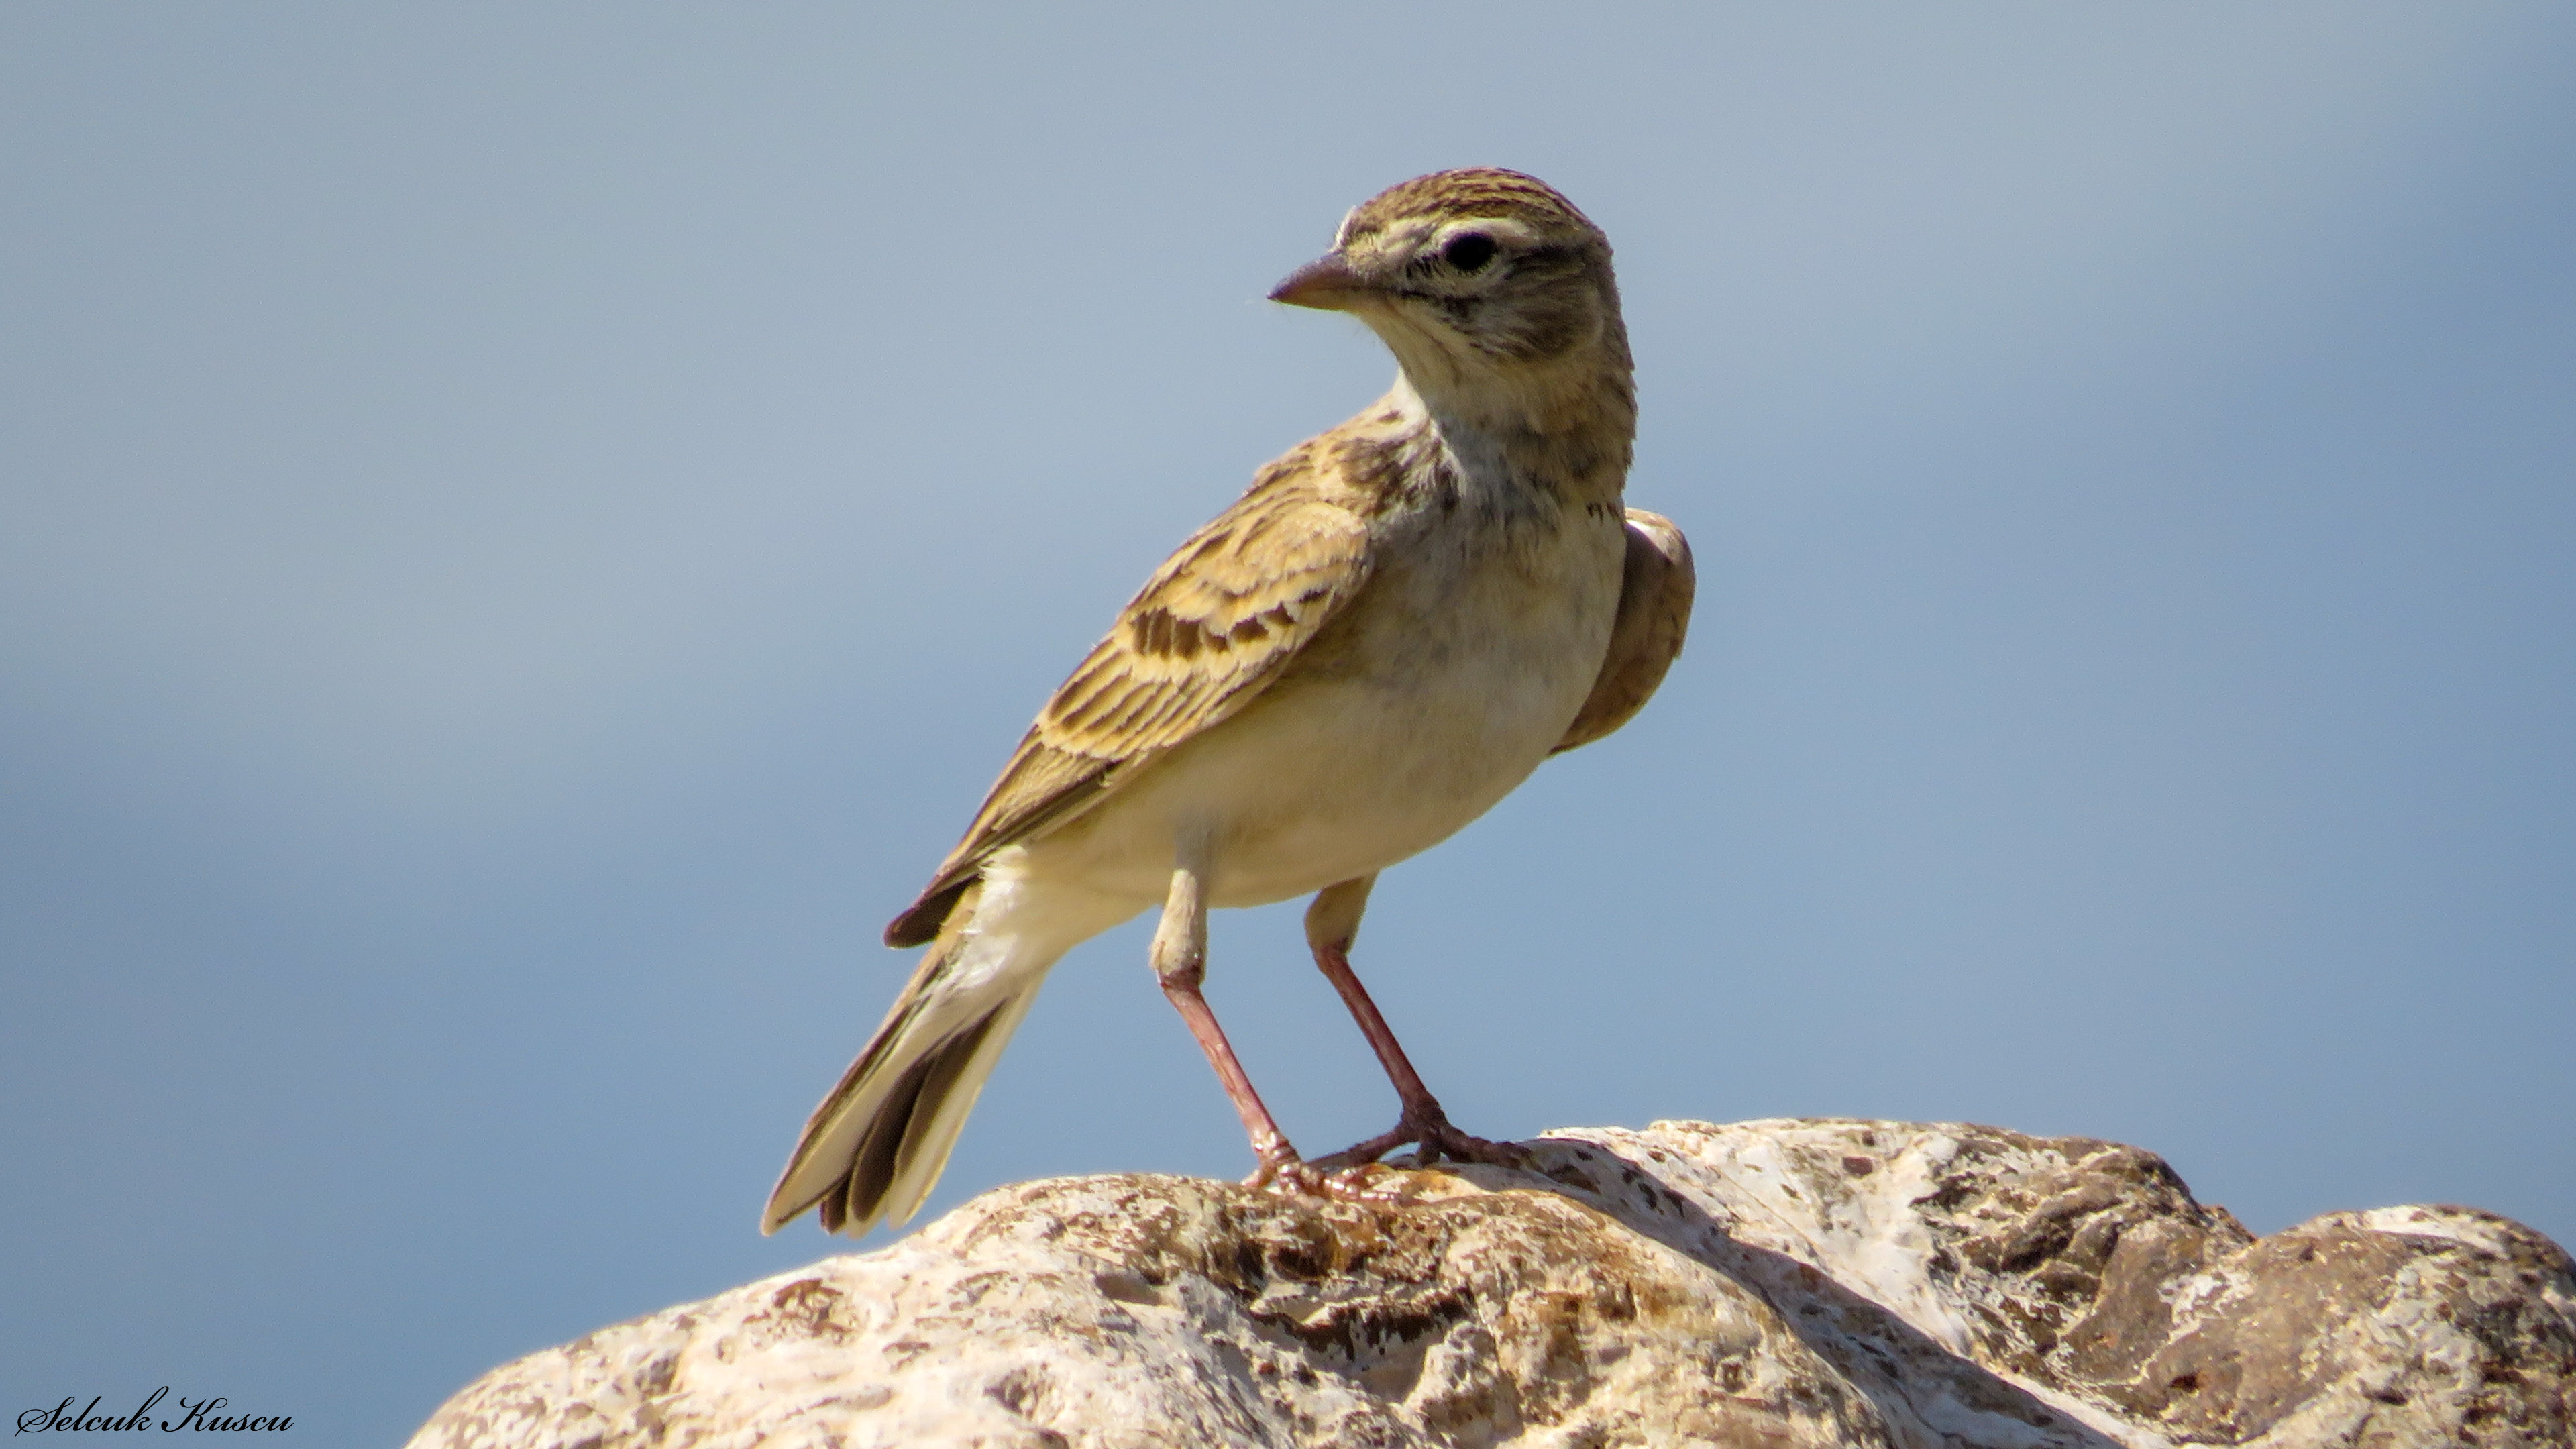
[761,882,1059,1236]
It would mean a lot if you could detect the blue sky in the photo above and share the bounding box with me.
[4,6,2571,1443]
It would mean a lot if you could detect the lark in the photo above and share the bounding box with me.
[765,168,1693,1236]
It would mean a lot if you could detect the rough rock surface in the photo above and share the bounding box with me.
[411,1119,2575,1448]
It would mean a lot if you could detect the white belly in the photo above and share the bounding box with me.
[1014,507,1626,910]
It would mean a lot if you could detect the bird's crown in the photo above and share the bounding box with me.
[1333,168,1605,253]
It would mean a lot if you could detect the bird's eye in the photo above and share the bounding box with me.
[1440,232,1498,274]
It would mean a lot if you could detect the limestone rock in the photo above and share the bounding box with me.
[409,1119,2575,1448]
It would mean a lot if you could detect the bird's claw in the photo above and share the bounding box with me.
[1236,1104,1521,1204]
[1311,1108,1529,1174]
[1244,1153,1407,1203]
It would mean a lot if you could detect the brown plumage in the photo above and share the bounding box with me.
[885,443,1380,949]
[767,169,1693,1237]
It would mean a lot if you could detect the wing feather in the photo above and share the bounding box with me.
[886,440,1379,946]
[1552,508,1693,755]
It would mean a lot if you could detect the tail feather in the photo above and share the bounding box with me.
[812,1004,1000,1233]
[869,985,1038,1227]
[763,884,1055,1237]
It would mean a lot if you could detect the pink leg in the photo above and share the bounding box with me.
[1158,977,1301,1175]
[1303,877,1525,1171]
[1150,864,1395,1198]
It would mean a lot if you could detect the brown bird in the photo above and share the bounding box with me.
[765,168,1693,1237]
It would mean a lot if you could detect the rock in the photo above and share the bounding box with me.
[409,1119,2575,1448]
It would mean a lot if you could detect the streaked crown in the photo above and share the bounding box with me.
[1333,168,1606,254]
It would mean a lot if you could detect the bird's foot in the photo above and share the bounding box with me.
[1244,1150,1406,1204]
[1309,1104,1529,1173]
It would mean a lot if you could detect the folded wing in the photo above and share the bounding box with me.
[1553,508,1694,754]
[886,443,1377,947]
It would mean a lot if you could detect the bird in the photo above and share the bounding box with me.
[763,168,1693,1238]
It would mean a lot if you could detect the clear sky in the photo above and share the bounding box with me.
[4,6,2570,1444]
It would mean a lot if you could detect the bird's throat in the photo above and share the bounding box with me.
[1389,352,1635,512]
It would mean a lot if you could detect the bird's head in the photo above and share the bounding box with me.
[1269,168,1630,425]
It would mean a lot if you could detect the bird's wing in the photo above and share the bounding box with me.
[1552,508,1694,754]
[885,438,1379,946]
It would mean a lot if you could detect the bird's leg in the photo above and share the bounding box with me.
[1150,863,1291,1169]
[1303,875,1527,1173]
[1150,862,1391,1200]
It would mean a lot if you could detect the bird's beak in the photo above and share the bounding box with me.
[1268,254,1370,311]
